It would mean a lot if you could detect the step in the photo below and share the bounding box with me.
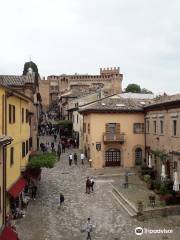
[111,186,137,217]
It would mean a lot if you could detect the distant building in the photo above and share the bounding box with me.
[39,67,123,111]
[67,90,105,149]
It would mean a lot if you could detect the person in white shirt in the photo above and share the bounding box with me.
[69,153,73,166]
[81,153,85,165]
[90,177,95,192]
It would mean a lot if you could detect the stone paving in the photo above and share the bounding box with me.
[15,136,180,240]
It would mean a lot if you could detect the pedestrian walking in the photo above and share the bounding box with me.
[62,142,66,153]
[86,177,91,194]
[69,153,73,166]
[86,218,93,240]
[81,152,85,165]
[57,143,61,160]
[89,158,92,168]
[90,177,95,192]
[54,134,57,142]
[74,152,78,165]
[31,186,37,200]
[59,193,64,210]
[51,142,54,152]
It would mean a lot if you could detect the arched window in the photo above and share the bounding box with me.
[135,148,142,165]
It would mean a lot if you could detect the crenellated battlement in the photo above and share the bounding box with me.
[100,67,120,76]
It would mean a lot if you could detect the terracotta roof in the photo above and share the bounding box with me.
[0,75,35,87]
[79,96,145,113]
[144,94,180,108]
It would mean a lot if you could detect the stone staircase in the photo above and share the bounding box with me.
[111,185,137,217]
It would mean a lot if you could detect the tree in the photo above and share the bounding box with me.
[125,84,153,94]
[125,84,141,93]
[141,88,153,94]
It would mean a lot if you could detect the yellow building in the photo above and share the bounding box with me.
[79,96,145,169]
[0,84,31,216]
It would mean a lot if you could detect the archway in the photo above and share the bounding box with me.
[135,148,142,165]
[105,148,121,167]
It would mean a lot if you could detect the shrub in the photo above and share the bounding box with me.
[144,174,151,183]
[159,183,169,195]
[28,152,57,169]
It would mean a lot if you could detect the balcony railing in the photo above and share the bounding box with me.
[103,132,125,143]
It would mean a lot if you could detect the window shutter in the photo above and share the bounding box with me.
[116,123,120,133]
[13,106,15,123]
[9,104,11,123]
[105,123,110,133]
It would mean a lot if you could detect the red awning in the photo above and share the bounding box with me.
[8,177,27,199]
[0,226,18,240]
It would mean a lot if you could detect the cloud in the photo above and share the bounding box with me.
[0,0,180,94]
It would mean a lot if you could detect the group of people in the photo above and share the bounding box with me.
[68,152,85,165]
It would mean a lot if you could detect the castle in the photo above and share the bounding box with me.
[39,67,123,109]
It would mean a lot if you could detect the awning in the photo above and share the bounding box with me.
[0,226,18,240]
[8,177,27,199]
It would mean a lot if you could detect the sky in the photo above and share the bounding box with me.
[0,0,180,94]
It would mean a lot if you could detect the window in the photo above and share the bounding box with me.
[153,120,157,134]
[29,137,32,150]
[13,105,15,123]
[173,120,177,136]
[106,123,117,134]
[173,161,178,170]
[77,115,79,124]
[10,147,14,166]
[133,123,144,134]
[160,120,164,134]
[88,123,90,134]
[83,123,86,133]
[26,109,29,123]
[22,108,24,123]
[26,140,29,154]
[146,120,149,133]
[9,104,15,124]
[22,142,25,157]
[9,104,11,123]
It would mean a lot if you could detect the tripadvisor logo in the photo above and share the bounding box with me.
[135,227,173,236]
[135,227,143,236]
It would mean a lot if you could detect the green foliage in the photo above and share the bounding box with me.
[141,88,153,94]
[52,120,72,126]
[151,149,169,162]
[125,84,141,93]
[144,174,151,183]
[159,183,168,195]
[153,179,161,190]
[125,83,153,94]
[28,152,57,169]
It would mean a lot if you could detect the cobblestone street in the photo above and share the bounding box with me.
[15,137,180,240]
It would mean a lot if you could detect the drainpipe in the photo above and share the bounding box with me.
[144,113,147,163]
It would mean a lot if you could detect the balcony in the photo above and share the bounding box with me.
[103,132,125,144]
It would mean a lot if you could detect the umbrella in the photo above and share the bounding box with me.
[148,155,152,168]
[173,171,179,192]
[161,164,166,181]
